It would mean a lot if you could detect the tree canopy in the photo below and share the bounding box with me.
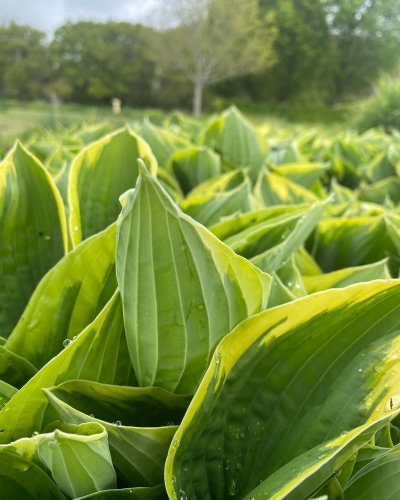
[0,0,399,112]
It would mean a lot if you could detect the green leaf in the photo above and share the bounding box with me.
[0,380,17,406]
[309,216,397,272]
[254,170,319,206]
[141,120,191,167]
[168,146,221,194]
[0,421,116,498]
[271,162,328,188]
[351,445,391,476]
[0,450,66,499]
[69,128,157,245]
[45,381,190,486]
[166,280,400,499]
[76,484,166,499]
[36,422,117,498]
[116,164,270,393]
[303,259,391,294]
[210,205,308,240]
[181,174,252,227]
[6,224,117,369]
[0,345,37,387]
[343,444,400,498]
[0,142,67,336]
[250,201,326,273]
[0,292,134,442]
[358,177,400,205]
[200,106,265,179]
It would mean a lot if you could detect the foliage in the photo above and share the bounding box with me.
[151,0,276,115]
[356,73,400,132]
[3,106,400,498]
[2,0,400,109]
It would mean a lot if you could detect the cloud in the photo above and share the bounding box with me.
[0,0,160,35]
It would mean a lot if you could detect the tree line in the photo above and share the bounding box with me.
[0,0,399,113]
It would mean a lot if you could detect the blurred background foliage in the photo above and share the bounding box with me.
[0,0,399,150]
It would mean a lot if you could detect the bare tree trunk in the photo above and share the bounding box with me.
[193,82,203,116]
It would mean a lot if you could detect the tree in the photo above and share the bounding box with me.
[0,23,49,99]
[50,22,157,106]
[323,0,400,101]
[151,0,276,115]
[257,0,334,104]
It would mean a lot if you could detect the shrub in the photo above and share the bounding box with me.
[356,72,400,132]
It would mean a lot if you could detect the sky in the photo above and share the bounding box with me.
[0,0,160,35]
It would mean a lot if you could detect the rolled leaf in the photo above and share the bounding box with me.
[116,164,270,393]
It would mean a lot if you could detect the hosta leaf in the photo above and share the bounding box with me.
[343,444,400,498]
[6,224,117,369]
[293,247,322,276]
[254,171,319,206]
[210,205,308,240]
[250,201,326,273]
[169,146,221,194]
[267,274,297,308]
[69,128,157,245]
[36,422,116,498]
[363,152,397,183]
[0,292,134,442]
[166,280,400,499]
[303,259,391,294]
[0,345,37,387]
[141,120,191,167]
[0,380,17,406]
[181,175,252,227]
[0,421,116,498]
[0,142,67,336]
[358,177,400,205]
[186,169,248,198]
[76,485,166,499]
[156,168,183,202]
[271,162,328,188]
[0,450,66,499]
[244,416,396,500]
[200,106,265,179]
[309,216,397,272]
[45,381,190,486]
[116,164,270,394]
[351,444,391,476]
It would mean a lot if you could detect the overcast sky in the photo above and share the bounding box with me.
[0,0,160,35]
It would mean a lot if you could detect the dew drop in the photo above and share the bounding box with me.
[228,478,237,496]
[114,420,122,426]
[32,431,39,437]
[89,413,95,418]
[358,368,363,372]
[179,490,188,500]
[63,339,72,347]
